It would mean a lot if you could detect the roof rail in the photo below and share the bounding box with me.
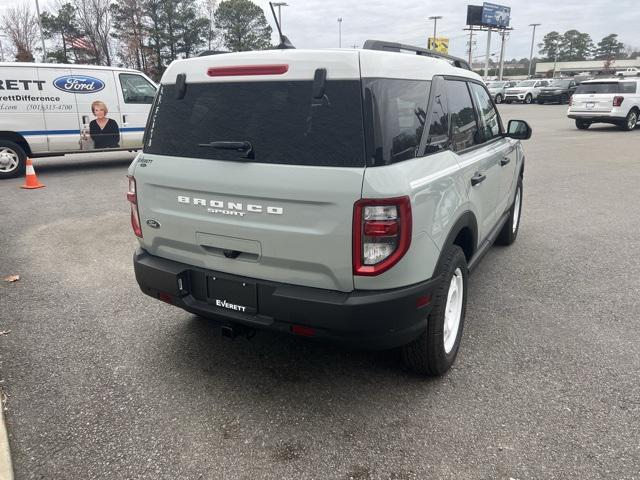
[362,40,472,71]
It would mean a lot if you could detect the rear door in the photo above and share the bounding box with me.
[445,79,500,242]
[135,51,365,292]
[115,72,156,148]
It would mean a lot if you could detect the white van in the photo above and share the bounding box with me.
[0,62,157,179]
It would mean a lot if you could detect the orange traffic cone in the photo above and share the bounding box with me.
[20,158,45,190]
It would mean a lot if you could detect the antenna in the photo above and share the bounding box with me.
[269,2,295,49]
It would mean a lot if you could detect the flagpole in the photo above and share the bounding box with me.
[34,0,47,62]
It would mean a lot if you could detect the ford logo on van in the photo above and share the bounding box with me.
[53,75,105,94]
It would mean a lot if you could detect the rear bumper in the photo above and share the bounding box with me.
[567,113,624,123]
[133,249,439,349]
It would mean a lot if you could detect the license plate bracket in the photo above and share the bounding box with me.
[207,275,257,315]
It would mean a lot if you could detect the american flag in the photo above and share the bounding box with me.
[66,36,95,52]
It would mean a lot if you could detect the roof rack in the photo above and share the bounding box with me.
[362,40,472,71]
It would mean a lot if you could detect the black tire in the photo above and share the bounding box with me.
[537,99,544,105]
[619,109,638,131]
[495,176,523,246]
[524,94,533,104]
[0,140,27,180]
[401,245,468,376]
[495,94,503,104]
[505,100,512,104]
[575,119,590,130]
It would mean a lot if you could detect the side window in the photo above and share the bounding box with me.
[119,73,157,104]
[621,82,637,94]
[445,80,479,152]
[364,79,431,165]
[469,83,501,143]
[423,82,449,155]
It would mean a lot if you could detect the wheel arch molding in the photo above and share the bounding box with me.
[433,211,478,277]
[0,131,32,156]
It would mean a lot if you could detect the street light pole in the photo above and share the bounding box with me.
[528,23,541,78]
[271,2,288,29]
[337,18,342,48]
[34,0,47,62]
[428,15,442,49]
[484,28,492,80]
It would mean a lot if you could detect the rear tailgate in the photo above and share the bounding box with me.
[570,82,620,113]
[134,50,365,292]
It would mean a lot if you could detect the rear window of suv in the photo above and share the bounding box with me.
[575,82,623,94]
[144,80,365,167]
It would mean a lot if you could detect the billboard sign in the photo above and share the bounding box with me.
[466,5,484,26]
[481,3,511,28]
[428,37,449,54]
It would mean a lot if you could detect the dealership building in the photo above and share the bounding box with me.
[535,59,640,76]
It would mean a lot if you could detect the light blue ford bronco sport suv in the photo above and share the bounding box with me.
[128,40,532,375]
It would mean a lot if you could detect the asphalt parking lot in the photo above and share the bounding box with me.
[1,104,639,479]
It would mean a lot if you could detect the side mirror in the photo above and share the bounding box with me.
[506,120,532,140]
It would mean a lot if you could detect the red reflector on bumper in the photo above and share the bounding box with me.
[158,292,173,304]
[291,325,316,337]
[416,295,431,308]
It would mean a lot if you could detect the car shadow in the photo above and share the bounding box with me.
[166,314,439,390]
[31,155,134,174]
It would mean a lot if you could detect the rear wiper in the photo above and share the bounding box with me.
[198,140,254,159]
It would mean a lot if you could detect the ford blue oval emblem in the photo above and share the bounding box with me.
[53,75,106,94]
[146,219,161,229]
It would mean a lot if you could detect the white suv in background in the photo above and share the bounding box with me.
[567,79,640,131]
[504,79,550,104]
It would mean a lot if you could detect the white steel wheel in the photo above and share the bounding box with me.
[0,147,19,173]
[512,186,522,233]
[443,268,464,354]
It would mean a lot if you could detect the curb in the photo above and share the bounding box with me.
[0,395,13,480]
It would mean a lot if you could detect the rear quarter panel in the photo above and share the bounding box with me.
[356,151,470,290]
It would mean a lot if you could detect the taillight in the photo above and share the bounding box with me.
[207,64,289,77]
[613,96,624,107]
[127,175,142,238]
[568,95,573,106]
[353,196,412,276]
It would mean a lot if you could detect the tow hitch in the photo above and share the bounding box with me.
[220,324,256,340]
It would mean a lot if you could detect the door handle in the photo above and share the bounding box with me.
[122,114,128,126]
[471,172,486,186]
[500,157,511,166]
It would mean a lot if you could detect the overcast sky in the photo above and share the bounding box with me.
[1,0,639,61]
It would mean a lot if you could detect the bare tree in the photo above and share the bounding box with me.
[73,0,113,65]
[1,4,40,62]
[203,0,221,51]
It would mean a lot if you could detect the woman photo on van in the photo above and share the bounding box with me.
[88,100,120,149]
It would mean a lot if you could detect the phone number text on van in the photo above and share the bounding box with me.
[26,104,74,112]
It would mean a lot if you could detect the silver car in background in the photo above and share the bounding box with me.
[486,80,518,104]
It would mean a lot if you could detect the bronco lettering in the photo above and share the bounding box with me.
[177,195,284,215]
